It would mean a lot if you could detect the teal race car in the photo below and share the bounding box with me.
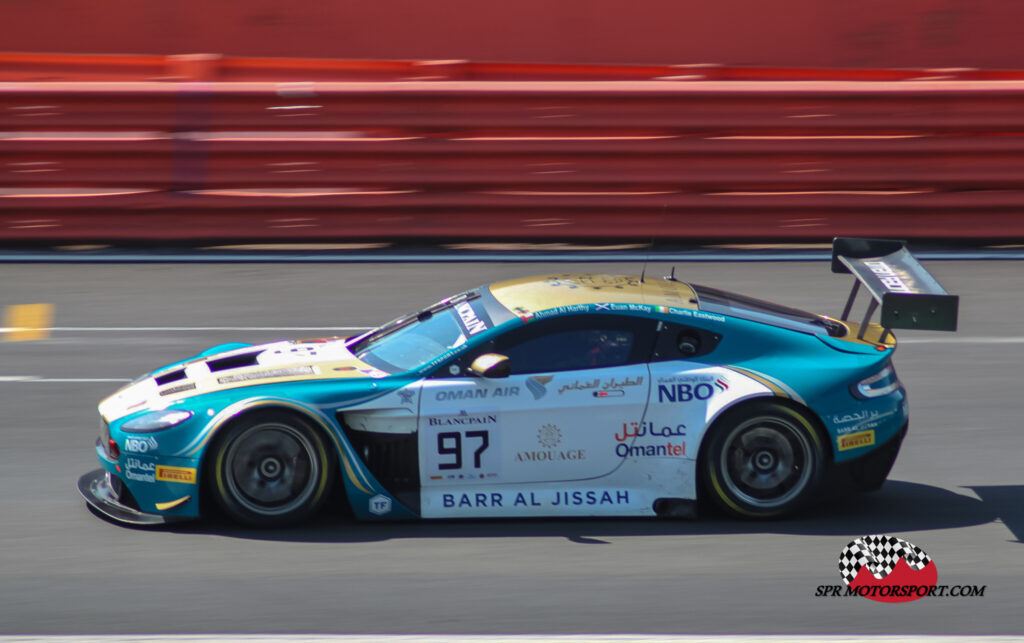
[79,238,957,527]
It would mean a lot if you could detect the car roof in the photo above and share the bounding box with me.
[489,273,698,315]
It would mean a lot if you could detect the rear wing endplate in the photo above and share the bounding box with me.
[831,237,958,341]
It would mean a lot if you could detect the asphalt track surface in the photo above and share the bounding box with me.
[1,260,1021,636]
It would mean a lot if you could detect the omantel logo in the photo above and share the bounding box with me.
[838,535,937,603]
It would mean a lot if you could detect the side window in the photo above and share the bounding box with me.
[651,321,721,361]
[505,328,633,373]
[494,315,656,375]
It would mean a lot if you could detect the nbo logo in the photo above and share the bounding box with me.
[123,436,159,453]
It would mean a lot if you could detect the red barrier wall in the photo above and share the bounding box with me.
[7,53,1024,83]
[4,79,1024,243]
[3,0,1024,69]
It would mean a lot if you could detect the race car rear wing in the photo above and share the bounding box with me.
[831,237,958,341]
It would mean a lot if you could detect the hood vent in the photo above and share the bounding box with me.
[160,382,197,396]
[154,369,186,385]
[207,351,262,372]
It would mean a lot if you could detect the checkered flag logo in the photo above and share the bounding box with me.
[838,535,932,585]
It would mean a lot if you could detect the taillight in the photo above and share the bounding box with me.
[852,363,900,399]
[107,438,121,460]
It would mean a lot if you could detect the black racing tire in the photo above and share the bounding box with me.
[208,409,335,527]
[701,400,825,519]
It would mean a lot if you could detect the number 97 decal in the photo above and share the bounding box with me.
[437,430,489,470]
[425,426,501,481]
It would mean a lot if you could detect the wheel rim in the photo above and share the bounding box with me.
[718,414,814,510]
[223,422,320,516]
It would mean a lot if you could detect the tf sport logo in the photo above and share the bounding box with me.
[838,535,937,603]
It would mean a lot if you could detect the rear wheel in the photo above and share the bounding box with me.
[702,400,824,518]
[209,410,335,527]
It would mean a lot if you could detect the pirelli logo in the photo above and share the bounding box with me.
[156,465,197,484]
[838,430,876,452]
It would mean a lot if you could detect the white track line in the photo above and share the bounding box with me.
[0,636,1021,643]
[899,337,1024,344]
[0,376,129,383]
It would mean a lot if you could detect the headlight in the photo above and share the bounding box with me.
[852,364,900,399]
[121,409,193,433]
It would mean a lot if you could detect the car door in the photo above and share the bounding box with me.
[644,319,775,456]
[614,319,734,503]
[417,313,657,516]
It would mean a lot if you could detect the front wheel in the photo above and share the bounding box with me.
[701,400,824,518]
[209,410,335,527]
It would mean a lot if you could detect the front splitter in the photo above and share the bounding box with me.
[77,469,186,526]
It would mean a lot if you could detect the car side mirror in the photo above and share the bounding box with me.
[468,353,511,378]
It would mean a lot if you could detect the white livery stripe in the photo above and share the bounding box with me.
[899,336,1024,344]
[0,326,373,332]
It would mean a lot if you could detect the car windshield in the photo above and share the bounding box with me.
[348,292,485,373]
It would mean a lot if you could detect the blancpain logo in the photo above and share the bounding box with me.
[455,302,487,335]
